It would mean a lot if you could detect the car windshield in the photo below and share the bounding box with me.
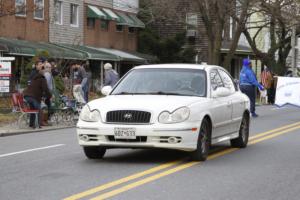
[111,68,207,97]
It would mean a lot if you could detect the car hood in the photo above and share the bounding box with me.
[88,95,208,113]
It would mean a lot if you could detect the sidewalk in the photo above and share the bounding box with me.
[0,123,75,137]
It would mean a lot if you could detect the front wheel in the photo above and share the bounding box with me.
[230,114,249,148]
[190,119,211,161]
[83,146,106,159]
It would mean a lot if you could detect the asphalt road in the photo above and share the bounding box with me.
[1,104,300,200]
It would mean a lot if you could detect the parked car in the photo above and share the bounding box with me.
[77,64,250,161]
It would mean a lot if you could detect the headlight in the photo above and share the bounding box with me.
[80,105,101,122]
[158,107,190,124]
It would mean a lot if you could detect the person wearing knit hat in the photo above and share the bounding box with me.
[104,63,112,70]
[104,63,119,87]
[239,58,264,117]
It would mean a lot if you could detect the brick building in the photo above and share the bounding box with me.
[0,0,49,42]
[0,0,148,93]
[83,0,144,51]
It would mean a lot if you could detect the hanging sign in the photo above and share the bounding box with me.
[0,59,13,93]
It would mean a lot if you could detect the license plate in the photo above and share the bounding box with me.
[114,127,136,139]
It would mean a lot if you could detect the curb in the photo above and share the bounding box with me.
[0,125,76,137]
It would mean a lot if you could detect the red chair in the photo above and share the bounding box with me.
[11,93,39,128]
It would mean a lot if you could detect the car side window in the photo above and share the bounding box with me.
[210,70,223,91]
[218,69,236,93]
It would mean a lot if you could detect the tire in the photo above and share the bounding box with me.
[83,146,106,159]
[230,113,249,148]
[190,119,211,161]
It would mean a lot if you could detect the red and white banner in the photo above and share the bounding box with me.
[0,61,11,93]
[0,62,11,76]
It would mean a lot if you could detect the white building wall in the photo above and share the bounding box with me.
[49,0,84,45]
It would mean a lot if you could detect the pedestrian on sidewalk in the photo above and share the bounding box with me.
[71,61,87,104]
[239,58,264,117]
[48,58,60,77]
[261,66,275,104]
[28,57,46,85]
[104,63,119,87]
[23,59,52,128]
[43,62,55,125]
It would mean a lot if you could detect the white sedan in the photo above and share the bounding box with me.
[77,64,250,161]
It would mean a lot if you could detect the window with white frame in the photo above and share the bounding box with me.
[70,4,79,26]
[34,0,44,19]
[15,0,26,16]
[186,13,197,30]
[54,0,63,24]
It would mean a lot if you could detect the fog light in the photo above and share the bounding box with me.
[168,137,178,144]
[79,135,89,142]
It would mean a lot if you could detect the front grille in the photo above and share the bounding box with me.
[107,136,147,142]
[106,110,151,123]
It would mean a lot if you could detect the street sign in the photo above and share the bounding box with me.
[0,57,14,93]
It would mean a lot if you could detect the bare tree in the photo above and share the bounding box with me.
[242,0,300,74]
[140,0,254,69]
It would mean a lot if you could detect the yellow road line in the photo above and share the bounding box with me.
[90,162,199,200]
[249,121,300,140]
[64,121,300,200]
[64,160,182,200]
[90,124,300,200]
[90,149,239,200]
[249,124,300,145]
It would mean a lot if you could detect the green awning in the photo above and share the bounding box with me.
[115,12,135,26]
[125,51,158,63]
[90,47,146,63]
[54,44,120,61]
[128,14,145,28]
[87,5,107,19]
[0,37,86,59]
[101,8,119,21]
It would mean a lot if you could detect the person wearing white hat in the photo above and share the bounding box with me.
[104,63,119,87]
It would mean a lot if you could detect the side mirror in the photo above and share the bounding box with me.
[212,87,231,98]
[101,86,112,96]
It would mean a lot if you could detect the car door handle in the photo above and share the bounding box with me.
[227,102,231,107]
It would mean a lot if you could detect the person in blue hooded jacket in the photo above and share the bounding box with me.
[239,58,264,117]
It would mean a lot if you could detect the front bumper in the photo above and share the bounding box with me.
[76,121,201,151]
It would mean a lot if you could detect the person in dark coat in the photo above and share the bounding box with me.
[23,60,52,128]
[28,57,46,85]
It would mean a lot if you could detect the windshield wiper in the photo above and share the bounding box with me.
[146,91,188,96]
[113,92,146,95]
[114,91,197,96]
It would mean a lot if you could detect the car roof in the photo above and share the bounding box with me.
[133,64,221,71]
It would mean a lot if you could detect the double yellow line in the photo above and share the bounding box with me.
[65,121,300,200]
